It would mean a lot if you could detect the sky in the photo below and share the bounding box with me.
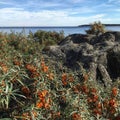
[0,0,120,26]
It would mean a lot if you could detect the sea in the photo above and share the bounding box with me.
[0,26,120,36]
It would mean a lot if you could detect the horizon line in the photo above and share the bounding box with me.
[0,26,78,28]
[0,24,120,28]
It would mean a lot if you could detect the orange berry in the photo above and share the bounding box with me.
[62,73,67,81]
[13,60,21,66]
[0,80,5,87]
[41,90,48,97]
[68,75,74,82]
[32,110,38,117]
[81,85,89,94]
[83,74,89,81]
[37,90,48,99]
[92,94,98,102]
[87,97,93,103]
[0,89,2,93]
[72,86,79,93]
[42,65,49,73]
[62,80,67,86]
[30,72,39,78]
[72,113,81,120]
[1,64,8,73]
[21,86,30,96]
[47,73,54,80]
[56,112,61,117]
[41,98,45,103]
[109,99,117,108]
[109,107,116,114]
[25,64,37,73]
[111,87,118,97]
[22,112,30,120]
[93,108,102,115]
[61,73,67,86]
[96,102,102,109]
[90,88,97,94]
[44,103,51,109]
[36,102,43,108]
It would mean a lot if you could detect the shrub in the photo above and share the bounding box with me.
[86,21,106,35]
[32,30,65,45]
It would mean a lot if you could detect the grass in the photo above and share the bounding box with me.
[0,31,120,120]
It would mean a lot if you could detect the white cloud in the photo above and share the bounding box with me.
[0,8,68,26]
[0,7,107,26]
[0,0,119,26]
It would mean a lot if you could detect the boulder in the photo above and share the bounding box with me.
[109,31,120,42]
[42,45,65,59]
[59,34,95,45]
[43,31,120,85]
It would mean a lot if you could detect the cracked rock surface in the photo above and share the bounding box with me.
[43,31,120,85]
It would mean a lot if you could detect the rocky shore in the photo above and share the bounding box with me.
[43,31,120,86]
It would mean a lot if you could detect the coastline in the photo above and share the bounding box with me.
[0,24,120,28]
[79,24,120,27]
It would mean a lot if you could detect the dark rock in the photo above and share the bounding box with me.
[97,64,112,86]
[98,32,115,42]
[91,32,115,45]
[59,34,95,45]
[107,44,120,79]
[97,53,107,66]
[89,62,97,81]
[43,31,120,85]
[43,45,65,59]
[108,31,120,42]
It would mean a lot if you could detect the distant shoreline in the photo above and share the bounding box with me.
[0,24,120,28]
[79,24,120,27]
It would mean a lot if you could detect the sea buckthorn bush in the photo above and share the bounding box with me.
[29,30,65,46]
[86,21,106,35]
[0,31,120,120]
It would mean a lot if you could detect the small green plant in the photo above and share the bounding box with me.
[86,21,106,35]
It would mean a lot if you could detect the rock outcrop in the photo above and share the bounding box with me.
[43,31,120,86]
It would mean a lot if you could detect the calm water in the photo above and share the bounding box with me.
[0,26,120,36]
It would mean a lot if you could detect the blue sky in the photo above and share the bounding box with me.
[0,0,120,26]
